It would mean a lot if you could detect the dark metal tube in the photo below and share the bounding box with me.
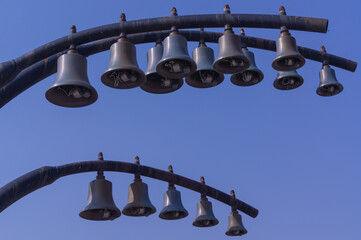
[0,160,259,218]
[0,14,328,86]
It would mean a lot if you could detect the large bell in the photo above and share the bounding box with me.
[274,70,304,90]
[226,210,248,236]
[272,28,305,71]
[122,180,156,217]
[186,42,224,88]
[317,64,343,96]
[231,48,264,86]
[101,37,145,89]
[45,51,98,108]
[141,42,183,94]
[156,30,196,79]
[213,27,250,74]
[192,197,219,227]
[159,187,188,220]
[79,177,121,221]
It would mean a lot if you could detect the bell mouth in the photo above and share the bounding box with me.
[101,69,145,89]
[272,56,305,71]
[141,73,183,94]
[157,59,195,79]
[226,229,248,236]
[317,84,343,96]
[79,208,121,221]
[213,56,250,74]
[192,219,219,227]
[45,84,97,108]
[159,210,188,220]
[186,70,224,88]
[231,70,264,87]
[274,76,303,90]
[122,206,156,217]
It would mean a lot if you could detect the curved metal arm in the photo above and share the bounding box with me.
[0,13,328,86]
[0,30,356,109]
[0,160,259,218]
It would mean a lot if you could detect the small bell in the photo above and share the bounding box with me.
[317,65,343,97]
[156,28,196,79]
[186,42,224,88]
[45,47,98,108]
[79,174,121,221]
[141,41,183,94]
[231,48,264,86]
[213,26,250,74]
[272,27,305,71]
[192,197,219,227]
[274,70,304,90]
[101,35,145,89]
[226,210,248,236]
[159,187,188,220]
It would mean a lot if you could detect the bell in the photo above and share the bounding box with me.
[274,70,304,90]
[79,177,121,221]
[45,51,98,108]
[122,179,156,217]
[192,197,219,227]
[317,64,343,96]
[159,187,188,220]
[231,48,264,86]
[272,28,305,71]
[213,27,250,74]
[156,30,196,79]
[141,42,183,94]
[225,210,248,236]
[101,37,145,89]
[186,42,224,88]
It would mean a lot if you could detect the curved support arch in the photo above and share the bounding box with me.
[0,13,328,86]
[0,160,259,218]
[0,30,357,108]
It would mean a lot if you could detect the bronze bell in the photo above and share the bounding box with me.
[101,36,145,89]
[45,49,98,108]
[159,187,188,220]
[231,48,264,86]
[317,64,343,96]
[274,70,304,90]
[272,28,305,71]
[79,175,121,221]
[156,29,196,79]
[122,179,156,217]
[141,41,183,94]
[213,26,250,74]
[186,42,224,88]
[226,210,248,236]
[192,197,219,227]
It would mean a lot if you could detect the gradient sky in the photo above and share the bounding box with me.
[0,0,360,239]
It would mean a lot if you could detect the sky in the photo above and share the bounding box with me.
[0,0,360,239]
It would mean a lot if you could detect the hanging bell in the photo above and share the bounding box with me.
[156,29,196,79]
[159,187,188,220]
[192,197,219,227]
[79,176,121,221]
[186,42,224,88]
[122,179,156,217]
[231,48,264,86]
[213,26,250,74]
[274,70,304,90]
[226,210,248,236]
[272,28,305,71]
[141,42,183,94]
[101,36,145,89]
[45,49,98,108]
[317,64,343,96]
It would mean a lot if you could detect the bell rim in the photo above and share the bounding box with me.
[121,205,157,217]
[159,209,189,220]
[192,218,219,227]
[141,73,184,94]
[230,69,264,87]
[186,70,224,88]
[79,207,121,221]
[212,56,251,74]
[316,83,343,96]
[225,228,248,236]
[156,58,197,79]
[273,74,304,90]
[45,84,98,108]
[101,67,146,89]
[272,54,306,71]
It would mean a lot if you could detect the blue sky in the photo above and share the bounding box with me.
[0,0,360,239]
